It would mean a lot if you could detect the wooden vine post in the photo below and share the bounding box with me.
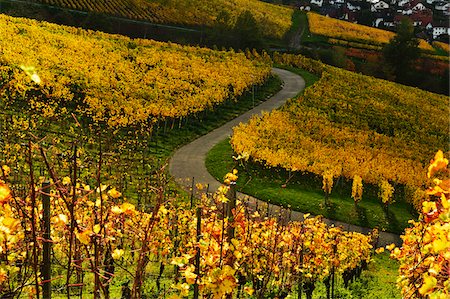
[193,205,202,299]
[225,170,237,299]
[42,181,52,299]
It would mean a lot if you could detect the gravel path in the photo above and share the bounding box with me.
[169,67,402,247]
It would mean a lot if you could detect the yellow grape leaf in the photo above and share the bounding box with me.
[222,265,235,277]
[244,286,254,296]
[0,183,11,204]
[111,206,123,214]
[1,165,10,176]
[62,177,71,186]
[20,65,41,84]
[0,268,7,284]
[432,239,448,252]
[178,283,190,297]
[76,230,91,245]
[375,247,385,254]
[386,243,396,251]
[93,224,101,234]
[219,278,235,294]
[112,249,124,260]
[183,265,197,284]
[428,150,448,178]
[442,195,449,209]
[96,184,108,193]
[218,193,229,203]
[121,202,136,213]
[423,201,437,214]
[2,217,19,230]
[419,274,437,295]
[107,188,122,199]
[234,250,243,259]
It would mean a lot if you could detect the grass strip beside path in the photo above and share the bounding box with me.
[206,138,416,234]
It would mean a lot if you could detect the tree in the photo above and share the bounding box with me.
[382,18,420,83]
[210,10,234,48]
[358,9,375,26]
[232,10,265,50]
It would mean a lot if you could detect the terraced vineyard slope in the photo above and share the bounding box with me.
[1,14,271,129]
[232,56,448,195]
[19,0,294,38]
[307,12,433,51]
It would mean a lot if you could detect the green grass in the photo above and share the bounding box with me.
[151,75,283,159]
[1,73,283,207]
[206,138,416,234]
[287,252,400,299]
[296,11,328,44]
[39,259,175,298]
[275,64,320,89]
[345,252,401,299]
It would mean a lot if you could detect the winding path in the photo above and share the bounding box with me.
[169,68,401,247]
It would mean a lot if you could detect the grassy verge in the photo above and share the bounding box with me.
[296,11,328,45]
[288,252,400,298]
[275,64,320,89]
[152,75,283,159]
[206,138,416,234]
[1,73,282,207]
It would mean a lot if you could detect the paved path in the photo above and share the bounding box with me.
[169,68,401,247]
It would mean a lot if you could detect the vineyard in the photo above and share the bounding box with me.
[0,145,448,298]
[433,41,450,53]
[0,9,449,298]
[19,0,293,39]
[0,14,278,217]
[0,151,377,298]
[307,12,434,51]
[232,53,449,201]
[1,15,271,128]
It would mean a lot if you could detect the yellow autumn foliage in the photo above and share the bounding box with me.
[352,175,363,204]
[0,15,271,128]
[379,180,394,205]
[34,0,293,38]
[231,61,448,189]
[432,41,450,53]
[307,12,433,51]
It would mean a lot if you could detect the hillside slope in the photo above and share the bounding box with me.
[233,55,448,189]
[17,0,294,38]
[0,14,271,128]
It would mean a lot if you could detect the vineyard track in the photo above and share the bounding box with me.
[169,67,402,247]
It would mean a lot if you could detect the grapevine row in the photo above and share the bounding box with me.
[1,15,271,129]
[25,0,293,39]
[0,153,375,298]
[232,53,448,193]
[307,12,434,51]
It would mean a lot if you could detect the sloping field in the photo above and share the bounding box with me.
[232,58,448,188]
[21,0,294,38]
[307,12,433,51]
[0,14,271,128]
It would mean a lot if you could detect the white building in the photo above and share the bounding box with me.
[435,1,450,10]
[372,1,390,11]
[397,0,410,6]
[432,26,450,39]
[311,0,324,7]
[412,3,427,10]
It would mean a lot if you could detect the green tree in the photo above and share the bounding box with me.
[210,10,234,48]
[382,18,420,83]
[232,10,265,50]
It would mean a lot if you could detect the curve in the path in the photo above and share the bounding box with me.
[169,67,401,247]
